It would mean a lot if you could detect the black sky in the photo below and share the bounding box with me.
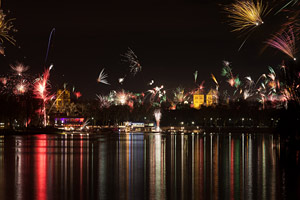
[1,0,284,98]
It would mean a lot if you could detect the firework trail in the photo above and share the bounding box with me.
[266,27,297,60]
[0,9,16,45]
[97,68,110,85]
[198,80,205,90]
[0,44,4,55]
[194,71,198,83]
[275,0,299,15]
[121,47,142,75]
[44,28,55,65]
[211,74,219,90]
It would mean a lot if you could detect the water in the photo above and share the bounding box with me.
[0,132,298,200]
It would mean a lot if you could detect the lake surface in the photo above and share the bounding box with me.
[0,132,299,200]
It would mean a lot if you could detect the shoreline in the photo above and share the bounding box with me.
[0,126,278,135]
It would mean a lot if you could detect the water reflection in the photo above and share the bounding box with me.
[0,132,298,200]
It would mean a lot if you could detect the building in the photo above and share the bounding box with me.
[56,89,71,113]
[206,89,218,106]
[193,90,205,109]
[54,116,85,130]
[193,89,218,109]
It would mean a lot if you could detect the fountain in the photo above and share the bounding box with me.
[154,109,162,132]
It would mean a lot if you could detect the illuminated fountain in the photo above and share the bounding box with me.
[154,109,162,132]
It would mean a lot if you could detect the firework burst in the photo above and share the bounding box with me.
[33,67,53,126]
[173,87,189,104]
[97,68,110,85]
[0,9,16,45]
[10,63,29,76]
[266,27,297,60]
[96,94,111,109]
[116,90,130,105]
[14,80,28,95]
[224,0,268,33]
[121,47,142,75]
[147,85,166,103]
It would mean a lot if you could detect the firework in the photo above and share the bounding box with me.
[268,66,276,81]
[147,85,166,103]
[0,44,4,55]
[224,0,267,32]
[234,76,241,87]
[14,80,28,95]
[194,71,198,83]
[276,0,299,15]
[10,63,29,76]
[116,90,129,105]
[266,27,297,60]
[33,67,53,126]
[0,77,7,85]
[148,80,154,86]
[0,9,16,45]
[97,68,110,85]
[118,76,125,84]
[211,74,219,90]
[44,28,55,65]
[121,47,142,75]
[74,91,82,99]
[228,78,235,87]
[198,81,205,91]
[173,87,189,104]
[221,60,233,78]
[243,89,251,99]
[96,94,111,108]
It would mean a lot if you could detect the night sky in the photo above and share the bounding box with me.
[1,0,285,98]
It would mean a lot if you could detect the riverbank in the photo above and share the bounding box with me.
[0,127,64,135]
[0,126,278,135]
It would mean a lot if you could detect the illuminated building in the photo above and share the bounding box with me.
[206,89,218,106]
[54,117,85,130]
[193,90,205,109]
[193,89,218,109]
[56,89,71,113]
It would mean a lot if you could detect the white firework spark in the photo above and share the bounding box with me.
[97,68,110,85]
[121,47,142,75]
[118,76,125,84]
